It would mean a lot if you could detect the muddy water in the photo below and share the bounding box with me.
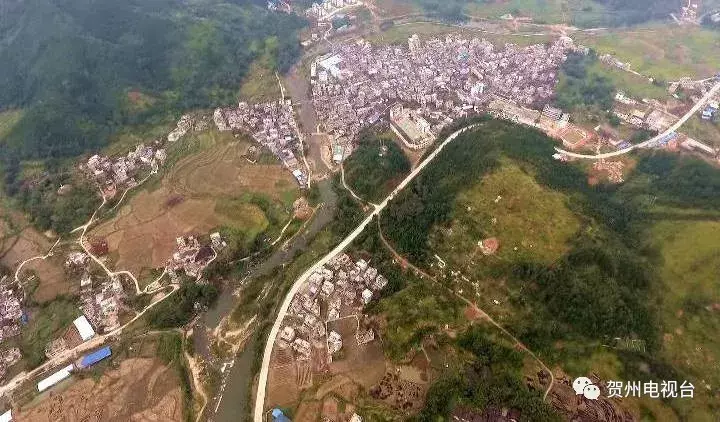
[284,64,331,175]
[201,178,337,421]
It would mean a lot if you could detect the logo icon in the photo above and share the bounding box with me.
[573,376,601,400]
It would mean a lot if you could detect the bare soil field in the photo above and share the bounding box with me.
[0,208,70,303]
[90,135,298,276]
[15,358,183,422]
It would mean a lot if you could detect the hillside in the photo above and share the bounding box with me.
[379,119,720,420]
[0,0,305,165]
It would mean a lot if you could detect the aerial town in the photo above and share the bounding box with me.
[310,35,577,154]
[214,101,308,186]
[166,234,222,281]
[83,142,166,200]
[276,253,386,363]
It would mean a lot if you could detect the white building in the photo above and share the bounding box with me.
[73,315,96,341]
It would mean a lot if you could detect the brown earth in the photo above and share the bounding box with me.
[0,208,70,303]
[90,137,297,276]
[15,358,183,422]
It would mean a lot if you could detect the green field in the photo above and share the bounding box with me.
[465,0,609,27]
[366,22,552,46]
[239,56,282,103]
[433,160,580,266]
[576,25,720,80]
[587,61,668,100]
[681,114,720,147]
[651,217,720,382]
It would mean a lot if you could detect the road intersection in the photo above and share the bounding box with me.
[252,123,480,422]
[555,80,720,160]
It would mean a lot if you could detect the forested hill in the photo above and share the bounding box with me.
[0,0,305,161]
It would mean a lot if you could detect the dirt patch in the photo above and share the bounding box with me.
[327,318,386,388]
[15,358,183,421]
[0,210,70,303]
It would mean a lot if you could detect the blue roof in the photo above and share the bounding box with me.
[80,346,111,368]
[272,409,291,422]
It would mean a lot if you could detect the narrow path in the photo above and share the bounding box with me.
[340,161,379,207]
[556,80,720,159]
[0,283,180,398]
[253,123,482,422]
[13,238,61,283]
[376,218,556,401]
[277,72,312,187]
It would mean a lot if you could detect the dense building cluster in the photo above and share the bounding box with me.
[310,35,573,147]
[0,277,23,345]
[166,235,219,280]
[213,101,307,186]
[305,0,358,19]
[80,274,125,334]
[84,143,166,199]
[278,253,387,361]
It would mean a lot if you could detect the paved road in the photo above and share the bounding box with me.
[253,123,480,422]
[0,284,179,399]
[555,81,720,159]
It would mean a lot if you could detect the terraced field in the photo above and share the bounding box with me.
[90,130,299,277]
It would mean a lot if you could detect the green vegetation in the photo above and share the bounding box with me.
[681,115,720,147]
[6,167,100,234]
[343,130,411,203]
[147,282,218,329]
[0,0,305,161]
[401,0,679,26]
[586,61,668,101]
[21,297,80,368]
[367,22,552,47]
[419,326,559,421]
[555,51,615,111]
[376,279,463,360]
[574,25,720,80]
[381,120,720,418]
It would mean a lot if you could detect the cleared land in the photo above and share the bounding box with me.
[90,129,298,278]
[15,358,183,421]
[0,205,70,303]
[575,25,720,80]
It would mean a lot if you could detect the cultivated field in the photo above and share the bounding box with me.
[15,358,183,421]
[0,205,70,303]
[90,129,299,277]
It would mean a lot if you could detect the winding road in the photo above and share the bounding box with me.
[555,80,720,159]
[253,123,481,422]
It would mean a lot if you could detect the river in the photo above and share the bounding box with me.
[199,177,338,422]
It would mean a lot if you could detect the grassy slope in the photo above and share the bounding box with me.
[366,22,552,46]
[465,0,608,26]
[239,57,282,103]
[576,25,720,80]
[0,109,24,141]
